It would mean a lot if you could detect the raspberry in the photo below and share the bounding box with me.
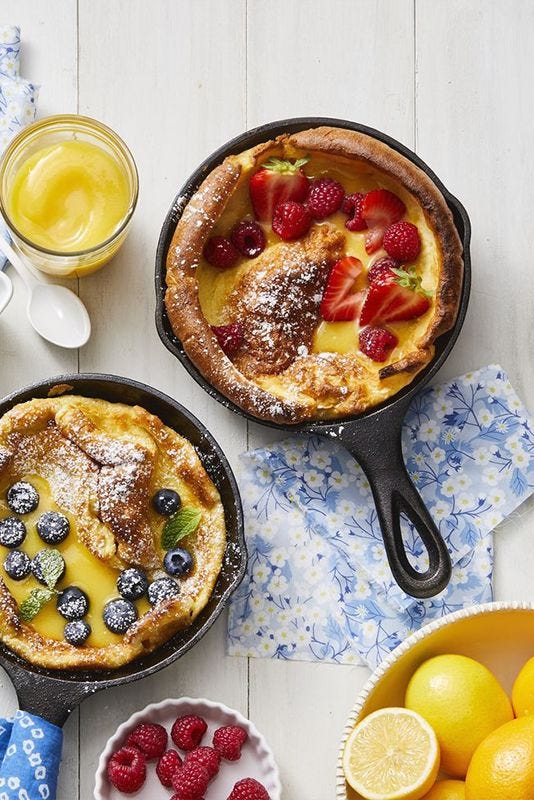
[185,746,221,779]
[230,219,266,258]
[106,746,146,794]
[171,714,208,751]
[156,749,183,788]
[172,761,210,799]
[212,323,243,356]
[272,200,311,241]
[359,326,398,362]
[307,176,344,220]
[367,256,399,285]
[212,724,248,761]
[342,192,367,231]
[227,777,271,800]
[383,221,421,262]
[203,236,239,268]
[126,722,168,760]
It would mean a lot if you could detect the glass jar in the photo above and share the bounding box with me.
[0,115,138,278]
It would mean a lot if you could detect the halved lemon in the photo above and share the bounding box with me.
[343,707,440,800]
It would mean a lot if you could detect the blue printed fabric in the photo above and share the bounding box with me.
[0,711,63,800]
[0,25,39,268]
[227,365,534,668]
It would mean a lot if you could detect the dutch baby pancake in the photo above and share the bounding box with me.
[0,394,226,669]
[165,126,463,424]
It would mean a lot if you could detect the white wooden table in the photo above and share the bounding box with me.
[1,2,533,797]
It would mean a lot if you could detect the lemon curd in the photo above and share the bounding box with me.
[0,475,149,649]
[7,140,130,254]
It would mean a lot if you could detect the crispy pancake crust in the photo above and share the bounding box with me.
[0,396,226,669]
[165,126,464,423]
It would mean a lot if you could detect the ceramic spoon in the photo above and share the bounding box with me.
[0,238,91,348]
[0,267,13,313]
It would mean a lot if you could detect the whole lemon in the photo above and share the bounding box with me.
[422,781,465,800]
[405,654,513,777]
[512,655,534,716]
[465,715,534,799]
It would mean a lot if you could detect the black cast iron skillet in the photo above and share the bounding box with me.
[0,373,245,727]
[155,117,471,600]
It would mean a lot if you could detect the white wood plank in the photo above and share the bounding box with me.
[245,2,415,797]
[0,5,80,799]
[0,0,79,397]
[76,1,248,797]
[416,0,534,608]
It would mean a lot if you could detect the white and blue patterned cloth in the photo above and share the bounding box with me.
[228,365,534,668]
[0,25,39,268]
[0,711,62,800]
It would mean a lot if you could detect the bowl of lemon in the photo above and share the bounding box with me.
[337,601,534,800]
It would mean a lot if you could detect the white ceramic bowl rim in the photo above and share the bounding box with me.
[336,600,534,799]
[94,696,282,800]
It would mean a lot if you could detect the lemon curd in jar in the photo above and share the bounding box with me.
[7,140,130,254]
[0,115,138,277]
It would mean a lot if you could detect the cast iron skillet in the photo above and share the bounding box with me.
[154,117,472,600]
[0,373,245,727]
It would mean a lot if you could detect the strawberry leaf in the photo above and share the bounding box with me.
[20,588,56,622]
[391,267,433,298]
[263,156,309,174]
[161,508,202,550]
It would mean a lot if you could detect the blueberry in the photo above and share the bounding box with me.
[56,586,89,620]
[0,517,27,548]
[148,577,180,605]
[6,482,39,514]
[163,548,193,577]
[152,489,181,516]
[117,567,148,601]
[103,598,138,634]
[3,550,31,581]
[64,619,91,646]
[36,511,70,545]
[31,549,66,586]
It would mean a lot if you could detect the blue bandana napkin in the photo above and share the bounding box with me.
[0,711,63,800]
[0,25,39,268]
[227,365,534,668]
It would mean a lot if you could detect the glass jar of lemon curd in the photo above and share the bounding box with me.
[0,115,138,277]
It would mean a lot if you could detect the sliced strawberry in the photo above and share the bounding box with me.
[361,189,406,254]
[320,256,365,321]
[249,158,309,222]
[360,280,431,326]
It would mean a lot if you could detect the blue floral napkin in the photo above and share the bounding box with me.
[0,711,63,800]
[0,25,39,268]
[228,365,534,668]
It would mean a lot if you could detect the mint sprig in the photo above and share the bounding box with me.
[37,549,64,590]
[161,507,202,550]
[20,588,56,622]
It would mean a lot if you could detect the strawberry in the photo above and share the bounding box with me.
[359,326,398,362]
[249,157,309,222]
[383,221,421,261]
[320,256,365,322]
[272,201,312,241]
[361,189,406,254]
[359,268,431,326]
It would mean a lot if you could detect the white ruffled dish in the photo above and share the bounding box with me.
[94,696,282,800]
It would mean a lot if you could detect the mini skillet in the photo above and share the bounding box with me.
[0,373,245,730]
[155,117,471,600]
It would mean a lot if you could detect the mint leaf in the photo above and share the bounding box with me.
[38,549,64,589]
[162,508,201,550]
[20,588,56,622]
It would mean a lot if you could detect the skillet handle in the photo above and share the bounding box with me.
[333,410,452,599]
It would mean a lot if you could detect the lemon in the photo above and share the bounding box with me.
[465,715,534,799]
[421,781,465,800]
[343,707,440,800]
[512,656,534,716]
[405,654,513,777]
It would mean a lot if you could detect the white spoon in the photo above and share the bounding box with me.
[0,268,13,313]
[0,238,91,348]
